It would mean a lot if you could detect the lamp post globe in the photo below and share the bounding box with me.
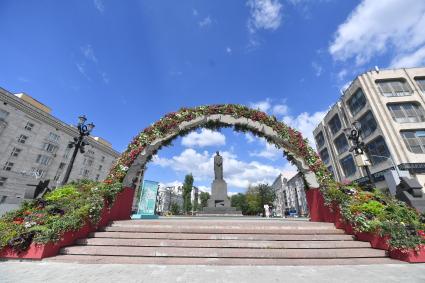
[61,115,95,185]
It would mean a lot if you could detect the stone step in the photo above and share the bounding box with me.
[102,226,344,234]
[89,232,355,241]
[76,238,371,249]
[60,246,386,258]
[111,220,335,227]
[47,255,401,265]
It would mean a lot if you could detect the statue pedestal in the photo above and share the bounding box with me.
[199,179,242,216]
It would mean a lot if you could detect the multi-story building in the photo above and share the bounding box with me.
[272,172,308,217]
[155,184,200,214]
[313,67,425,190]
[0,88,120,205]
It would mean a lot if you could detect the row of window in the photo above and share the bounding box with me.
[316,101,425,151]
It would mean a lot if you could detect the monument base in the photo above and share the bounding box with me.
[198,206,243,217]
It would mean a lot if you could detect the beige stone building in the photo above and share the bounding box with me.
[313,67,425,190]
[0,87,120,205]
[272,172,308,217]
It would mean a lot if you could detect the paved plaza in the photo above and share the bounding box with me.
[1,261,425,283]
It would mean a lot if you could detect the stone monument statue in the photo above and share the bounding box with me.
[214,151,223,180]
[200,151,241,216]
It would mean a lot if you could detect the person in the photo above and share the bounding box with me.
[264,204,270,218]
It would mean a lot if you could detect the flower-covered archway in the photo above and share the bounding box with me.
[105,104,333,196]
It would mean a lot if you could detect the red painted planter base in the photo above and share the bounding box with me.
[0,187,135,260]
[355,231,390,250]
[389,246,425,263]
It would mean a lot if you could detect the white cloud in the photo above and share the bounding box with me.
[193,9,199,16]
[152,149,292,189]
[247,0,283,33]
[249,98,288,116]
[244,133,255,143]
[75,63,90,80]
[94,0,105,13]
[283,110,327,148]
[181,129,226,148]
[391,45,425,68]
[199,16,212,28]
[329,0,425,67]
[311,62,322,77]
[101,72,109,84]
[81,45,97,63]
[249,138,281,160]
[226,47,232,54]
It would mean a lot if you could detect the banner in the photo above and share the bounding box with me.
[137,180,159,216]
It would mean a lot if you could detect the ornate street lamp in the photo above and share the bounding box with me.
[61,115,95,185]
[344,121,375,190]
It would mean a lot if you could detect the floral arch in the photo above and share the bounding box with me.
[105,104,333,192]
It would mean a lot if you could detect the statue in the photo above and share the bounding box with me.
[214,151,223,180]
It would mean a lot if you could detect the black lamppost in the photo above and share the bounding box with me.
[61,115,95,185]
[344,121,375,190]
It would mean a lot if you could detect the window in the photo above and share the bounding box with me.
[24,122,34,131]
[10,147,22,157]
[83,169,90,178]
[358,111,378,138]
[87,150,95,155]
[64,147,71,159]
[315,132,325,148]
[48,132,60,142]
[319,148,330,164]
[366,136,391,165]
[0,177,7,186]
[31,168,45,178]
[36,154,51,165]
[334,134,349,154]
[17,135,28,144]
[376,79,411,97]
[387,103,425,123]
[340,155,356,177]
[328,114,342,135]
[95,174,100,181]
[347,89,367,116]
[43,143,58,153]
[53,173,61,181]
[0,109,9,121]
[401,130,425,154]
[98,165,103,171]
[59,162,66,170]
[3,162,14,171]
[101,156,105,162]
[415,78,425,92]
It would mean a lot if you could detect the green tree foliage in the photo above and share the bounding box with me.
[243,184,276,216]
[230,193,248,215]
[182,174,194,214]
[170,202,180,215]
[193,190,199,211]
[200,192,210,208]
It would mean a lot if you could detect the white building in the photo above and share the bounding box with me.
[313,67,425,190]
[155,184,200,214]
[0,88,119,205]
[272,173,308,217]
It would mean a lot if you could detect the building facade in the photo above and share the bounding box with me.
[272,172,308,217]
[313,67,425,190]
[155,184,200,214]
[0,88,120,204]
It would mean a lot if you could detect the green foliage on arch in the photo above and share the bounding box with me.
[105,104,332,188]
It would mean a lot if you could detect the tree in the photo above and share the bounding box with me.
[170,202,180,215]
[193,190,199,211]
[244,184,276,216]
[200,192,210,208]
[231,193,248,215]
[182,174,194,214]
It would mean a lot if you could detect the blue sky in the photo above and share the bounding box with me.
[1,0,425,193]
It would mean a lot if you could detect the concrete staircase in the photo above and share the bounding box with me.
[47,218,399,265]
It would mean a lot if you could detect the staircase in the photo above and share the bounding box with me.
[47,218,399,265]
